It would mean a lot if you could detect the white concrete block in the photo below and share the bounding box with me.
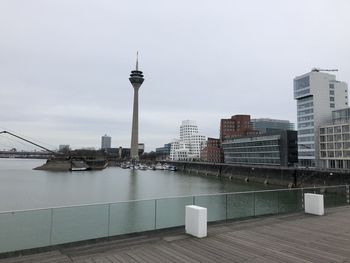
[304,193,324,216]
[185,205,207,238]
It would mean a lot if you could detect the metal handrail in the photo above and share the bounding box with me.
[0,184,348,214]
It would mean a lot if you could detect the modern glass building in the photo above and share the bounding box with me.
[222,130,298,166]
[251,118,295,134]
[294,70,348,167]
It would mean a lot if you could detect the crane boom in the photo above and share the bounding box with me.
[0,131,57,155]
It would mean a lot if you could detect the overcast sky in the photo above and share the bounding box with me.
[0,0,349,151]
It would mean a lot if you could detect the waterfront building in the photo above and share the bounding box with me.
[101,134,111,149]
[319,107,350,169]
[155,143,171,160]
[294,69,348,167]
[222,130,298,166]
[251,118,295,134]
[170,120,206,161]
[129,53,144,162]
[201,137,223,163]
[220,115,258,142]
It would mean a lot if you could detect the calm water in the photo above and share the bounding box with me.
[0,159,275,211]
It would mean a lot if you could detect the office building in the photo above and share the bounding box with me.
[319,107,350,169]
[294,69,348,167]
[170,120,206,161]
[156,143,171,160]
[101,134,111,149]
[220,115,258,142]
[201,137,223,163]
[222,130,298,166]
[251,118,295,134]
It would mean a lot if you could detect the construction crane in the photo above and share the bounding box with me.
[311,68,338,72]
[0,130,57,155]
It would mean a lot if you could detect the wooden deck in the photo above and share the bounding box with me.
[1,206,350,263]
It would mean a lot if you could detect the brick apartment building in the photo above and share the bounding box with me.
[220,115,259,142]
[201,137,223,163]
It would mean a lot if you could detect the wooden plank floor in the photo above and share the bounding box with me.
[1,206,350,263]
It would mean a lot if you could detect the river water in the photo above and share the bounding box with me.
[0,159,275,212]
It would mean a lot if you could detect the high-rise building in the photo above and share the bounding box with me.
[220,115,258,142]
[251,118,295,134]
[129,52,144,162]
[294,69,348,167]
[101,134,111,149]
[170,120,206,161]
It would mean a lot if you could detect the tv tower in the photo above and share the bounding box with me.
[129,52,144,163]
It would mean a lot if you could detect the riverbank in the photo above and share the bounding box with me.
[168,161,350,187]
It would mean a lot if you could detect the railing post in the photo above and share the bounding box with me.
[301,188,304,210]
[277,191,279,215]
[253,192,256,216]
[107,203,111,238]
[346,185,350,205]
[49,208,53,246]
[154,199,157,230]
[225,194,228,222]
[193,196,195,205]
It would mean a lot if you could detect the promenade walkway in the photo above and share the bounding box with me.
[1,206,350,263]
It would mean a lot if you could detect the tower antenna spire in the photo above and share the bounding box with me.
[136,51,139,71]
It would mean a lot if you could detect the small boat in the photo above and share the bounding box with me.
[169,166,177,171]
[70,167,88,171]
[139,165,147,170]
[155,163,164,170]
[121,163,130,169]
[70,160,89,171]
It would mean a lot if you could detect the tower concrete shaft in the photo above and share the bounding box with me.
[129,53,144,162]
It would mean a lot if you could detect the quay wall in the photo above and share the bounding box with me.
[168,161,350,187]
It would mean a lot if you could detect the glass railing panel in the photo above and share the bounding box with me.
[227,192,254,220]
[0,209,51,253]
[51,204,109,245]
[278,189,303,214]
[156,197,193,229]
[323,186,348,208]
[194,195,226,222]
[254,191,279,216]
[109,200,155,236]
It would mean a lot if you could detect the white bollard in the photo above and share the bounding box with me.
[185,205,207,238]
[304,193,324,215]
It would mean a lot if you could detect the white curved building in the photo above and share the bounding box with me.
[170,120,206,161]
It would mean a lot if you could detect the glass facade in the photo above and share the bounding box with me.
[251,118,295,134]
[222,131,298,166]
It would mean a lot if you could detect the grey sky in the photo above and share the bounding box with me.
[1,0,349,151]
